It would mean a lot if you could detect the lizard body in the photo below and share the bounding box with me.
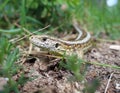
[29,22,92,58]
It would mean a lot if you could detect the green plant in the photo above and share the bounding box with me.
[83,79,100,93]
[1,0,120,39]
[60,54,87,81]
[0,37,19,76]
[0,37,27,93]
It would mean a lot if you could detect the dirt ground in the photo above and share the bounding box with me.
[15,38,120,93]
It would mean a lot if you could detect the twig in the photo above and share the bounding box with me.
[14,23,31,34]
[86,61,120,70]
[10,25,50,43]
[28,51,62,59]
[97,38,115,43]
[104,72,114,93]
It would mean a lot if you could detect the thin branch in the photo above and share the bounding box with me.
[104,72,114,93]
[14,23,31,34]
[10,25,50,43]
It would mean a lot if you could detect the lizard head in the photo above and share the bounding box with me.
[29,35,69,55]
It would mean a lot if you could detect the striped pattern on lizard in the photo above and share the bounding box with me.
[29,21,92,58]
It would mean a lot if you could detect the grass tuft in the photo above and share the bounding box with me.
[0,37,27,93]
[60,54,87,81]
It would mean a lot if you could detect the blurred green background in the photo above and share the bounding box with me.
[0,0,120,39]
[0,0,120,92]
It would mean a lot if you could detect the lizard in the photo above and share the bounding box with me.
[29,21,92,58]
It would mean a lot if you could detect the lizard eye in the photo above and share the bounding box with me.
[30,36,34,39]
[55,43,59,48]
[42,37,47,41]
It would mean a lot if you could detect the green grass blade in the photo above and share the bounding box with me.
[0,28,21,33]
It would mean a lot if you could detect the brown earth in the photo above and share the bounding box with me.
[15,39,120,93]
